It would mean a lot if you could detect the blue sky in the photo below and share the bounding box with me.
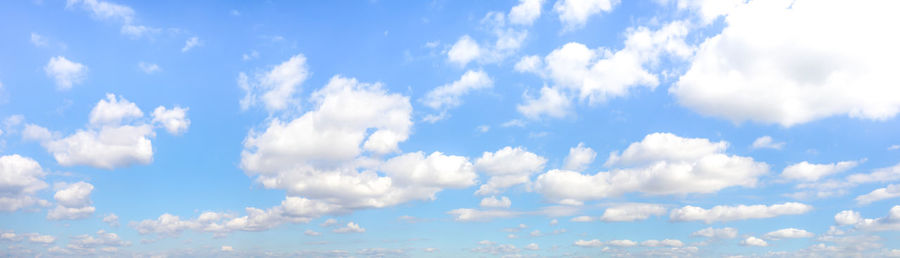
[2,0,900,256]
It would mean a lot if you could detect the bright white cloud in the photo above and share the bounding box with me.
[856,184,900,205]
[641,239,683,247]
[447,35,481,67]
[0,154,49,212]
[151,106,190,135]
[181,36,201,52]
[44,56,87,90]
[47,182,95,220]
[333,222,365,233]
[671,0,900,127]
[765,228,814,239]
[574,239,603,247]
[669,202,813,223]
[598,203,667,222]
[751,136,784,150]
[782,160,859,182]
[480,196,512,209]
[608,239,637,247]
[535,133,768,204]
[239,54,310,112]
[846,163,900,184]
[509,0,544,25]
[741,236,768,247]
[422,70,493,111]
[837,206,900,231]
[89,94,143,126]
[475,146,547,195]
[553,0,619,30]
[562,143,596,171]
[517,86,572,120]
[691,227,737,238]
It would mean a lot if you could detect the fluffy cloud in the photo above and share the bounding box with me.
[741,236,768,247]
[509,0,544,25]
[598,203,667,222]
[856,184,900,205]
[608,239,638,247]
[789,162,900,200]
[670,0,900,126]
[62,230,129,254]
[574,239,603,247]
[764,228,814,239]
[239,54,310,112]
[181,36,201,52]
[535,133,768,204]
[691,227,737,238]
[669,202,812,223]
[562,143,596,171]
[474,146,547,195]
[836,206,900,231]
[0,155,49,212]
[781,160,859,182]
[447,205,579,222]
[480,196,512,209]
[553,0,618,30]
[151,106,190,135]
[447,35,482,67]
[47,182,95,220]
[641,239,683,247]
[422,70,493,115]
[103,214,119,227]
[517,86,572,119]
[89,94,143,126]
[44,56,87,90]
[751,136,784,150]
[333,222,365,233]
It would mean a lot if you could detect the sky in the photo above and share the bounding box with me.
[1,0,900,257]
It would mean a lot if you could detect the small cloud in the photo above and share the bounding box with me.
[30,33,48,46]
[751,136,785,150]
[889,145,900,151]
[221,246,233,252]
[182,36,201,52]
[138,62,160,74]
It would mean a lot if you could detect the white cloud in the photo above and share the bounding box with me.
[221,246,233,252]
[670,0,900,126]
[856,184,900,205]
[669,202,812,223]
[535,133,768,204]
[181,36,201,52]
[422,70,493,111]
[782,160,859,182]
[0,154,49,212]
[889,145,900,151]
[448,208,518,222]
[524,243,539,250]
[691,227,737,238]
[44,56,87,90]
[574,239,603,247]
[846,163,900,184]
[238,54,310,112]
[67,230,129,252]
[320,218,338,227]
[509,0,544,25]
[514,55,543,74]
[553,0,619,30]
[517,86,572,120]
[834,210,862,226]
[151,106,190,135]
[103,214,119,227]
[480,196,512,209]
[47,182,95,220]
[138,62,160,74]
[89,93,143,126]
[599,203,667,222]
[447,35,481,67]
[381,151,478,189]
[304,229,320,236]
[243,50,260,61]
[741,236,768,247]
[563,142,596,171]
[838,206,900,231]
[28,234,56,244]
[570,215,593,222]
[475,146,547,195]
[608,239,637,247]
[751,136,784,150]
[22,124,54,142]
[765,228,814,239]
[641,239,683,247]
[333,222,365,233]
[30,33,48,47]
[66,0,158,38]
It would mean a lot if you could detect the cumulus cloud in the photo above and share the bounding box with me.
[836,206,900,231]
[89,93,143,126]
[0,155,49,212]
[598,203,667,222]
[553,0,618,30]
[509,0,544,25]
[641,239,683,247]
[480,196,512,209]
[44,56,87,90]
[856,184,900,205]
[447,205,579,222]
[741,236,768,247]
[669,202,812,223]
[47,182,95,220]
[422,70,493,121]
[474,146,547,195]
[751,136,784,150]
[789,162,900,200]
[562,143,596,171]
[764,228,814,239]
[517,86,572,120]
[239,54,310,112]
[781,160,859,182]
[103,214,119,227]
[535,133,768,204]
[671,0,900,126]
[151,106,190,135]
[574,239,603,247]
[447,35,482,67]
[333,222,365,233]
[691,227,737,238]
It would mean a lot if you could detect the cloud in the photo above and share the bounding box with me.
[535,133,768,204]
[669,202,812,223]
[30,33,48,47]
[574,239,603,247]
[238,54,310,112]
[670,0,900,126]
[598,203,667,222]
[562,143,596,171]
[474,146,547,195]
[47,182,95,220]
[138,62,160,74]
[836,206,900,231]
[89,93,143,126]
[509,0,544,25]
[181,36,201,52]
[856,184,900,205]
[44,56,87,90]
[641,239,683,247]
[751,136,784,150]
[422,70,493,119]
[103,214,119,227]
[0,155,49,212]
[764,228,814,239]
[553,0,618,30]
[480,196,512,208]
[333,222,365,233]
[66,0,159,38]
[447,35,481,67]
[63,230,130,254]
[781,160,859,182]
[740,236,768,247]
[517,86,572,120]
[303,229,320,236]
[691,227,737,238]
[448,208,519,222]
[151,106,190,135]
